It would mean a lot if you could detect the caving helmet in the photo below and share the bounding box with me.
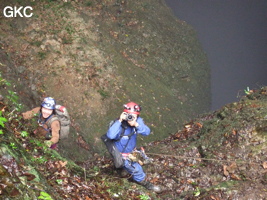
[41,97,56,110]
[123,102,141,115]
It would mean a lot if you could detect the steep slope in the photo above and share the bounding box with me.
[144,87,267,199]
[0,0,210,160]
[0,73,266,199]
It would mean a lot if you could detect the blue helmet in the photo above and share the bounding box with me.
[41,97,56,110]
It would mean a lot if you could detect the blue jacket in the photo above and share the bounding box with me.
[106,117,150,153]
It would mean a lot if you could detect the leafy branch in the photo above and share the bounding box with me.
[38,191,53,200]
[0,111,7,134]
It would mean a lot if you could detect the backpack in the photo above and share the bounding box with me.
[45,105,70,139]
[101,120,135,168]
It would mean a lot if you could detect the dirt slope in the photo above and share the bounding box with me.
[0,77,266,199]
[0,0,210,161]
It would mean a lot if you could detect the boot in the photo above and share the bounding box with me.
[138,180,161,193]
[117,168,129,178]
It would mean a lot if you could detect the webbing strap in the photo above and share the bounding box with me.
[111,120,137,153]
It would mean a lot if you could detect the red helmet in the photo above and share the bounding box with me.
[123,102,141,115]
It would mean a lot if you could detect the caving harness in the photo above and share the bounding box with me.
[38,113,59,140]
[101,120,133,168]
[102,120,152,168]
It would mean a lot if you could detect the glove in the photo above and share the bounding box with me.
[128,154,138,162]
[44,140,53,147]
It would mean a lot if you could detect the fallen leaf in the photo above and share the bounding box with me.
[223,165,229,176]
[263,161,267,169]
[210,195,220,200]
[10,188,20,197]
[196,122,203,128]
[59,161,68,168]
[230,173,241,180]
[227,162,237,173]
[76,135,90,150]
[232,129,237,135]
[22,173,36,181]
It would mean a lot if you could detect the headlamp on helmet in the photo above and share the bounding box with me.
[123,102,141,115]
[41,97,56,110]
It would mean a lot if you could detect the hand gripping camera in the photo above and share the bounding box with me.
[125,113,135,121]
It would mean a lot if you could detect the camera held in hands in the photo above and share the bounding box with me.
[125,113,135,121]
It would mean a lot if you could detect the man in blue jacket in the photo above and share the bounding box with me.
[106,102,161,193]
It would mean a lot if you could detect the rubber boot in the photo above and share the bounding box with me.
[138,180,161,193]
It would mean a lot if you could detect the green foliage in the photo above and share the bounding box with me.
[141,3,150,9]
[93,166,100,172]
[61,1,72,9]
[32,139,43,147]
[62,36,73,44]
[9,142,17,149]
[0,111,8,129]
[0,73,23,112]
[38,51,47,60]
[97,89,109,100]
[38,191,53,200]
[56,179,63,185]
[138,194,150,200]
[65,22,75,35]
[20,131,29,137]
[193,187,201,197]
[30,40,42,47]
[85,1,93,7]
[7,90,23,110]
[29,139,50,155]
[244,87,250,95]
[0,74,11,87]
[32,156,48,164]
